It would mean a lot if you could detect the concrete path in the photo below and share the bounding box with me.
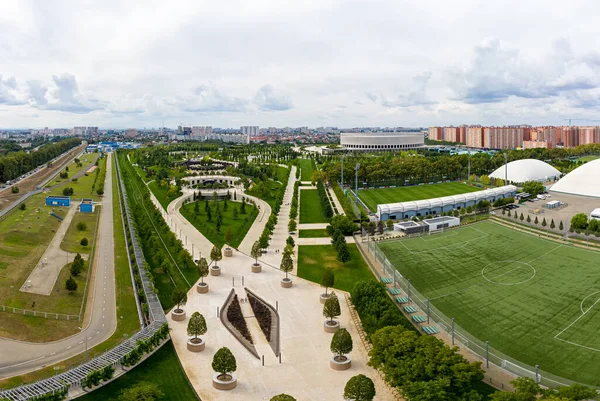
[327,185,346,216]
[298,223,329,230]
[296,236,355,246]
[0,154,117,379]
[20,205,88,295]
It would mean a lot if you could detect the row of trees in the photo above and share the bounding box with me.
[316,180,334,219]
[571,213,600,235]
[0,137,81,183]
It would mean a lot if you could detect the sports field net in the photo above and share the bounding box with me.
[366,237,583,389]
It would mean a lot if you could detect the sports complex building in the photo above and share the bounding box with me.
[340,131,425,151]
[376,185,517,220]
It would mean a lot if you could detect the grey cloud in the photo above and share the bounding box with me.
[43,73,104,113]
[173,84,247,113]
[0,74,25,105]
[367,72,436,108]
[254,85,292,111]
[27,80,48,106]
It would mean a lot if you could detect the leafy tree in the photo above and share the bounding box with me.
[241,197,247,214]
[259,231,270,249]
[194,200,200,215]
[559,220,564,231]
[542,217,547,227]
[77,222,87,231]
[550,219,555,229]
[327,214,359,236]
[551,383,598,400]
[288,219,297,233]
[522,181,545,196]
[212,347,237,378]
[118,381,163,401]
[286,235,295,248]
[337,242,351,263]
[224,228,233,246]
[251,241,261,265]
[331,327,353,357]
[322,269,335,296]
[172,289,187,312]
[80,237,89,246]
[187,311,207,340]
[283,243,294,257]
[520,213,524,221]
[19,203,26,211]
[223,197,228,211]
[534,216,539,225]
[206,204,212,221]
[205,199,209,212]
[323,292,341,324]
[280,252,293,280]
[11,185,19,193]
[271,395,296,401]
[63,187,74,196]
[526,215,531,223]
[66,276,78,292]
[571,213,588,230]
[507,210,511,217]
[197,257,209,284]
[386,219,394,229]
[233,206,238,219]
[210,245,223,268]
[70,258,84,276]
[344,374,376,401]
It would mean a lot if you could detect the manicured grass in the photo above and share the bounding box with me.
[77,341,198,401]
[577,155,600,162]
[299,228,330,238]
[46,156,107,201]
[378,221,600,385]
[47,153,97,187]
[246,180,282,209]
[148,181,182,211]
[297,244,374,292]
[275,165,289,183]
[299,189,329,224]
[358,181,483,211]
[180,199,258,249]
[60,208,99,254]
[297,158,315,181]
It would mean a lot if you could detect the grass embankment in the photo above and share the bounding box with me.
[77,341,198,401]
[299,189,329,224]
[358,181,483,212]
[46,156,107,201]
[148,181,182,211]
[297,158,315,181]
[61,210,99,254]
[299,228,330,238]
[246,180,282,209]
[297,244,373,292]
[180,199,258,248]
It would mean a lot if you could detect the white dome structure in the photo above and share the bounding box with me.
[489,159,560,183]
[550,159,600,197]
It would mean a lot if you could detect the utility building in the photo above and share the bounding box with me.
[79,199,94,213]
[46,196,70,207]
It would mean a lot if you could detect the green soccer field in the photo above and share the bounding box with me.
[358,182,483,211]
[378,221,600,385]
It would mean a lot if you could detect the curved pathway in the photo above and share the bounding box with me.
[0,154,118,379]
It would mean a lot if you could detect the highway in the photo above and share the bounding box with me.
[0,154,118,379]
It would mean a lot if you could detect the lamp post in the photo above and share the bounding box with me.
[355,163,360,203]
[504,152,508,185]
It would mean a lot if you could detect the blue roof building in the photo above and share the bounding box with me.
[46,196,70,207]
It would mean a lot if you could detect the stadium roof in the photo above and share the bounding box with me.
[550,159,600,197]
[489,159,560,183]
[377,185,517,215]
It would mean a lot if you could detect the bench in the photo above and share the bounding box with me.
[395,296,409,304]
[389,288,401,295]
[422,326,439,335]
[403,305,417,313]
[380,277,392,284]
[412,315,426,323]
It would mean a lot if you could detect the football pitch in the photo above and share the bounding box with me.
[358,182,482,211]
[378,221,600,385]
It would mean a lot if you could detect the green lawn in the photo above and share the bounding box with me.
[246,180,282,209]
[577,155,600,162]
[60,208,99,254]
[378,221,600,386]
[297,244,373,292]
[46,156,107,201]
[299,228,330,238]
[297,158,315,181]
[358,182,483,211]
[180,199,258,249]
[299,189,329,224]
[148,181,181,211]
[78,341,198,401]
[47,153,97,187]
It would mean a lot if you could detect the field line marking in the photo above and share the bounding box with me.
[554,296,600,339]
[580,291,600,314]
[554,337,600,353]
[525,244,563,264]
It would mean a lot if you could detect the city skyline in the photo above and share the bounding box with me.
[1,0,600,128]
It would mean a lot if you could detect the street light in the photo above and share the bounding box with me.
[78,326,88,362]
[355,163,360,203]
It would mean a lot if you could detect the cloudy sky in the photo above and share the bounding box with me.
[1,0,600,129]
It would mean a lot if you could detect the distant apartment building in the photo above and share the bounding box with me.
[482,127,529,149]
[191,126,213,139]
[240,126,259,137]
[443,126,466,143]
[72,126,86,137]
[85,127,99,136]
[428,127,444,141]
[579,126,600,145]
[465,127,484,148]
[125,128,139,138]
[207,132,249,144]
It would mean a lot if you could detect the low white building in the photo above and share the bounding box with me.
[423,216,460,232]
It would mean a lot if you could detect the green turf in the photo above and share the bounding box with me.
[180,199,258,249]
[148,181,181,211]
[358,182,483,212]
[297,244,373,292]
[298,228,330,238]
[246,180,282,209]
[297,158,315,181]
[299,189,329,224]
[60,208,99,254]
[577,155,600,162]
[77,341,198,401]
[377,221,600,385]
[46,156,106,201]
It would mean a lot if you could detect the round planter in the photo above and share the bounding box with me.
[171,308,186,322]
[197,282,209,294]
[212,373,237,390]
[320,293,331,304]
[223,248,233,257]
[324,320,340,333]
[187,338,205,352]
[210,265,221,276]
[251,263,262,273]
[330,355,352,370]
[281,278,293,288]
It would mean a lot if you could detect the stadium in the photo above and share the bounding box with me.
[340,131,425,152]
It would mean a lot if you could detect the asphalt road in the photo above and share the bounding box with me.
[0,153,117,379]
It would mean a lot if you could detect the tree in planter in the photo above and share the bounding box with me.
[251,241,261,265]
[323,292,341,325]
[331,328,353,361]
[344,374,376,401]
[197,257,209,284]
[224,228,234,247]
[271,395,296,401]
[288,219,297,233]
[283,243,294,258]
[211,245,223,268]
[286,235,295,248]
[212,347,237,380]
[322,269,335,296]
[172,289,187,313]
[66,276,78,292]
[187,312,207,343]
[280,252,293,281]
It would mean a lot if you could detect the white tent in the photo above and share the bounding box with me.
[490,159,561,183]
[551,159,600,198]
